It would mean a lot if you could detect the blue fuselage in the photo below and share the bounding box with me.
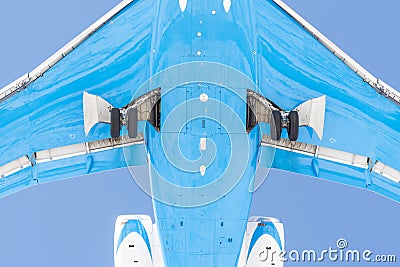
[145,1,260,266]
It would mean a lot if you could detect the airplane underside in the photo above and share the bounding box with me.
[83,63,324,266]
[0,0,399,267]
[114,215,284,267]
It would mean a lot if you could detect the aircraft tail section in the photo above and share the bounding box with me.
[238,217,285,267]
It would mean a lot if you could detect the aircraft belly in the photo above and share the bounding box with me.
[149,130,259,267]
[147,84,259,266]
[147,1,261,266]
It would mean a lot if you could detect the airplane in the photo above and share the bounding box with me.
[0,0,399,266]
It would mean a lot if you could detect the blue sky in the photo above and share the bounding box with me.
[0,1,399,267]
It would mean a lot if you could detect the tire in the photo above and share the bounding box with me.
[270,110,282,141]
[288,110,299,141]
[127,108,138,139]
[110,108,121,138]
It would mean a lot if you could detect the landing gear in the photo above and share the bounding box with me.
[270,110,300,141]
[287,111,299,141]
[83,88,161,139]
[110,108,121,138]
[127,108,138,139]
[246,90,326,141]
[270,110,282,141]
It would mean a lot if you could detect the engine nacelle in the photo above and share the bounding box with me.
[238,216,285,267]
[114,215,164,267]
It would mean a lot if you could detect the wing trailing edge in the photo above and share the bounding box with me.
[0,135,146,199]
[260,135,400,202]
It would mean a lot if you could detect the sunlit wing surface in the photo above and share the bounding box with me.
[0,0,152,197]
[1,0,397,202]
[256,0,400,202]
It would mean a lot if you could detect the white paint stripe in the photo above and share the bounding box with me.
[223,0,231,13]
[179,0,187,12]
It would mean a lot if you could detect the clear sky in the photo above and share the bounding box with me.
[0,1,399,267]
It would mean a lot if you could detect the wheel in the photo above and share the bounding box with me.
[110,108,121,138]
[287,110,299,141]
[127,108,138,139]
[270,110,282,141]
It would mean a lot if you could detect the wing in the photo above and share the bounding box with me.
[255,0,400,202]
[0,0,153,198]
[260,137,400,202]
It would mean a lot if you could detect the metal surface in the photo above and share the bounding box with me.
[0,156,31,178]
[124,88,161,122]
[247,89,282,125]
[83,92,113,135]
[373,162,400,184]
[0,134,144,179]
[248,90,326,139]
[261,135,370,169]
[295,95,326,140]
[0,0,399,266]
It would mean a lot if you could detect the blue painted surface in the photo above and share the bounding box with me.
[145,1,260,265]
[0,0,399,266]
[117,219,152,257]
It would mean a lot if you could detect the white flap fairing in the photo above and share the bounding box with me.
[295,95,326,140]
[83,91,113,135]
